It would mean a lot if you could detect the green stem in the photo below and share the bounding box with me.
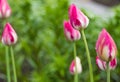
[81,29,94,82]
[107,63,110,82]
[73,43,78,82]
[10,46,17,82]
[5,46,11,82]
[0,20,3,34]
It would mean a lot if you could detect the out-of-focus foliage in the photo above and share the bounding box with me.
[0,0,120,82]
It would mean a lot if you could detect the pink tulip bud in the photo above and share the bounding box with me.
[69,56,82,74]
[69,4,89,30]
[96,29,117,62]
[63,20,81,41]
[0,0,11,18]
[1,23,17,45]
[96,56,117,70]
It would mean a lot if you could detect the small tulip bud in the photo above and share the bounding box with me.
[69,4,89,30]
[0,0,11,18]
[1,23,17,45]
[69,56,82,74]
[96,29,117,62]
[63,20,81,41]
[96,56,117,70]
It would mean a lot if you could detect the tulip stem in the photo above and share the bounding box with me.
[81,29,94,82]
[107,63,110,82]
[10,46,17,82]
[5,46,11,82]
[73,43,78,82]
[0,20,2,28]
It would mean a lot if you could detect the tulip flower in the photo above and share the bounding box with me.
[96,56,117,70]
[96,28,117,62]
[1,23,17,45]
[0,0,11,18]
[69,56,82,74]
[63,20,81,41]
[69,4,89,30]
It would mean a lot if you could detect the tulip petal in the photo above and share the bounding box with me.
[96,56,106,70]
[109,58,117,70]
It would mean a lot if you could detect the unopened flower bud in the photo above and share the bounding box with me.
[69,56,82,74]
[69,4,89,30]
[63,20,81,41]
[0,0,11,18]
[96,29,117,62]
[1,23,17,45]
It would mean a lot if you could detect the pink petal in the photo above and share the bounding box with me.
[109,58,117,70]
[96,56,106,70]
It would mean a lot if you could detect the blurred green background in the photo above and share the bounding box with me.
[0,0,120,82]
